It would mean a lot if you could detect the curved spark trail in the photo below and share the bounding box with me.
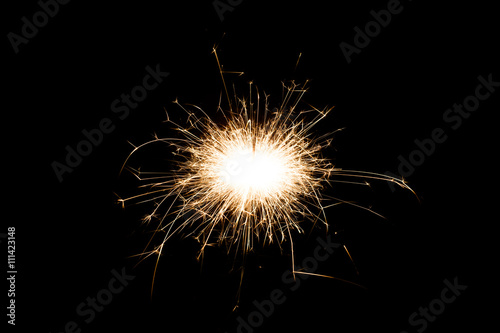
[118,49,414,294]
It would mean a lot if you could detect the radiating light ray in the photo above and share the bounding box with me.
[117,48,415,297]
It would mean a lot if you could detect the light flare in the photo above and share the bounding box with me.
[119,80,336,259]
[117,49,415,296]
[218,146,286,193]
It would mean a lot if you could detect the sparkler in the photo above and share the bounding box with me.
[117,48,414,295]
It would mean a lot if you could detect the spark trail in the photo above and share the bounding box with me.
[118,48,414,295]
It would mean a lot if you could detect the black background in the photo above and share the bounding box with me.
[4,0,498,332]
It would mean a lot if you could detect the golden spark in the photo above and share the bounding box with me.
[117,49,414,295]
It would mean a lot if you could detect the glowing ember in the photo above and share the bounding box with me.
[117,49,414,294]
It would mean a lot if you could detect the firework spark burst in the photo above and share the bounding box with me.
[118,49,414,294]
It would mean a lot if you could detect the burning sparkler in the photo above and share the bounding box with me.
[117,48,414,295]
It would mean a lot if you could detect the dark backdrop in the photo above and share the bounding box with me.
[5,0,498,332]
